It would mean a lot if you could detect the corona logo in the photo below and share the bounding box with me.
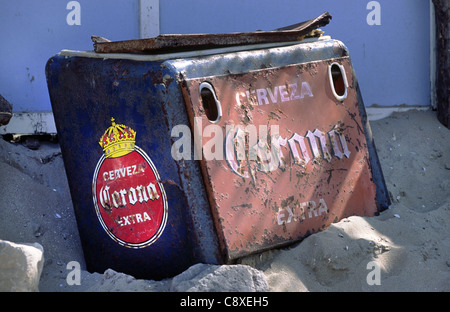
[92,118,168,248]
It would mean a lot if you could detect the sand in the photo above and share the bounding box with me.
[0,109,449,291]
[239,109,450,291]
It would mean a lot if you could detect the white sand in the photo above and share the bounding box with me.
[0,109,449,291]
[240,110,450,291]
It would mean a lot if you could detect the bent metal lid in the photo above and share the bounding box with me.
[92,12,332,54]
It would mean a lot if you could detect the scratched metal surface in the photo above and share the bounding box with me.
[181,56,387,261]
[46,55,221,279]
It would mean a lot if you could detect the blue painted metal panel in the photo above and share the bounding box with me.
[46,54,222,279]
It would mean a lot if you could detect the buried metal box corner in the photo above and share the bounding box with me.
[45,36,390,278]
[45,54,223,279]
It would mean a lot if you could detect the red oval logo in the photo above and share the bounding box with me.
[93,146,168,248]
[92,118,168,248]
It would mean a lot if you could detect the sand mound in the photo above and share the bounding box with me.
[0,109,449,291]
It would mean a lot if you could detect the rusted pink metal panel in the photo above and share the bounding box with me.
[181,57,378,261]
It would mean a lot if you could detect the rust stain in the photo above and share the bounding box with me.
[92,12,332,54]
[181,58,379,262]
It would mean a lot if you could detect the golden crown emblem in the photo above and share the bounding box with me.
[99,118,136,158]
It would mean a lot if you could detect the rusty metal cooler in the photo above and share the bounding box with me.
[46,35,389,279]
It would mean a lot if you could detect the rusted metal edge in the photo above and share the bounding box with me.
[93,12,332,54]
[0,94,13,126]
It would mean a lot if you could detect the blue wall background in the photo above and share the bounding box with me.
[0,0,139,112]
[160,0,431,108]
[0,0,431,113]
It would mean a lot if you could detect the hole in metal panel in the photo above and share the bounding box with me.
[200,82,222,123]
[329,63,348,101]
